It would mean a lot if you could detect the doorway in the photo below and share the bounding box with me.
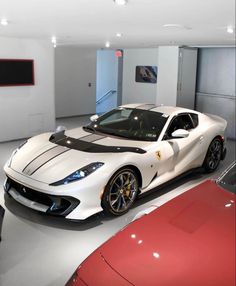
[96,50,123,114]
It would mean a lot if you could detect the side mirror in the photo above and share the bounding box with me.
[171,129,189,138]
[90,114,99,122]
[55,125,66,133]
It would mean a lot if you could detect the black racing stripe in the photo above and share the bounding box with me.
[135,104,156,110]
[22,146,57,173]
[79,133,106,142]
[23,146,69,176]
[49,131,146,154]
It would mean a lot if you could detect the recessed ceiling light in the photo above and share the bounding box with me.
[1,19,8,26]
[227,26,234,34]
[116,33,122,37]
[114,0,128,6]
[105,41,110,48]
[163,24,182,28]
[163,24,191,30]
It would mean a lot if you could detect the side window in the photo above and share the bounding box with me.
[190,113,199,128]
[165,114,194,138]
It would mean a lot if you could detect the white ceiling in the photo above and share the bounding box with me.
[0,0,235,48]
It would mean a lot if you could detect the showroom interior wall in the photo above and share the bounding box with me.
[122,48,158,104]
[55,47,97,118]
[56,47,181,116]
[0,37,55,142]
[122,47,181,107]
[96,50,118,114]
[196,47,236,139]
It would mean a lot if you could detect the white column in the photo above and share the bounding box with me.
[156,46,179,106]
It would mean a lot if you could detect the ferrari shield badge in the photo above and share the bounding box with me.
[156,151,161,160]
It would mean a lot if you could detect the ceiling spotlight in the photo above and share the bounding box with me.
[1,19,8,26]
[114,0,128,6]
[227,26,234,34]
[105,41,110,48]
[116,33,122,37]
[163,24,191,30]
[163,24,183,28]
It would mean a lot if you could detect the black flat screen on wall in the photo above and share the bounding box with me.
[0,59,35,86]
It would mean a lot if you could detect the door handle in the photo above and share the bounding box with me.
[199,136,204,142]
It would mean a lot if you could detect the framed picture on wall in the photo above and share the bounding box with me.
[135,66,157,83]
[0,59,35,86]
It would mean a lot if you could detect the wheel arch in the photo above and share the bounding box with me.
[214,135,226,160]
[124,164,143,189]
[204,135,224,157]
[202,135,224,172]
[100,164,142,216]
[214,134,224,142]
[104,164,143,191]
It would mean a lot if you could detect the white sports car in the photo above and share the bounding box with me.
[4,104,227,220]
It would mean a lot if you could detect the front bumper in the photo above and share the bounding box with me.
[4,177,80,217]
[3,166,105,220]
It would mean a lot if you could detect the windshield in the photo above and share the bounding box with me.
[217,161,236,194]
[85,108,169,141]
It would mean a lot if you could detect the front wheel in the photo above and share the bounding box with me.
[102,168,139,216]
[202,138,222,173]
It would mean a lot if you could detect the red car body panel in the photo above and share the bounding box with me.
[67,252,133,286]
[67,180,235,286]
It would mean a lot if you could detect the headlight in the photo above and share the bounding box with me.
[7,140,28,167]
[50,162,104,186]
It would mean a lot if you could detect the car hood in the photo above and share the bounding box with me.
[76,251,133,286]
[95,181,235,286]
[10,128,151,184]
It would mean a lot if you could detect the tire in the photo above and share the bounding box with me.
[101,168,139,216]
[202,138,222,173]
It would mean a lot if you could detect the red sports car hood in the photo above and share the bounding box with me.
[89,180,235,286]
[73,251,133,286]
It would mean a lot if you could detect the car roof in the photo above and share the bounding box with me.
[121,103,200,116]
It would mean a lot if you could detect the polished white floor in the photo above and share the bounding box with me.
[0,116,235,286]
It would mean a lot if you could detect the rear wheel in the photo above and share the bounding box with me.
[102,168,139,216]
[203,138,222,173]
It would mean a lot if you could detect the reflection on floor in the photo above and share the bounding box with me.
[0,115,235,286]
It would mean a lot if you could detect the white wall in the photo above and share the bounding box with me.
[122,47,180,106]
[156,46,179,106]
[55,47,97,118]
[0,37,55,142]
[122,49,158,104]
